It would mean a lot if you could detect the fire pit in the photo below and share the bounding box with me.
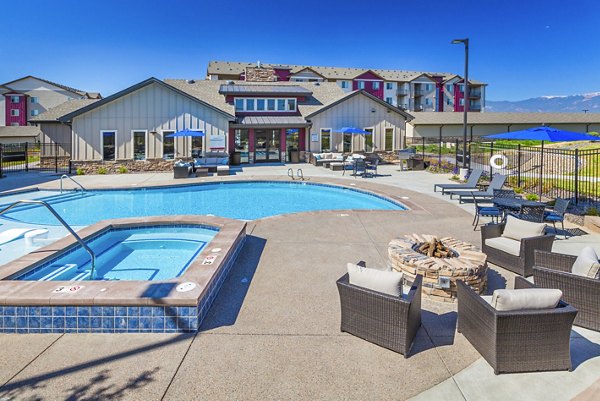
[388,234,487,302]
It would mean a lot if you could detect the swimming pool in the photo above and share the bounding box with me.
[1,181,406,225]
[16,225,216,281]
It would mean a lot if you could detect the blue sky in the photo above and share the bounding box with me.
[2,0,599,101]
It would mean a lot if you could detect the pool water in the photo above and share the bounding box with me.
[16,226,216,281]
[1,182,405,226]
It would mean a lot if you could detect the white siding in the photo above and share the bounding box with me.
[71,82,230,161]
[308,94,407,152]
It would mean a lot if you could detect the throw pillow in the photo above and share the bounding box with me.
[347,263,403,297]
[572,246,600,279]
[490,288,562,311]
[502,215,546,241]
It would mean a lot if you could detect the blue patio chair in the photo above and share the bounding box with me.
[354,159,367,178]
[544,198,570,237]
[365,159,378,178]
[472,193,502,230]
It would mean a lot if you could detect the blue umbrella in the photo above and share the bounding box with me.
[166,129,205,138]
[483,126,598,142]
[335,127,372,135]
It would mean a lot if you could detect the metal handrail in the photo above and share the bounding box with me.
[297,169,304,181]
[60,174,86,193]
[287,168,295,180]
[0,200,96,279]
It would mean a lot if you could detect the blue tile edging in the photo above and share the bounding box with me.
[0,234,246,334]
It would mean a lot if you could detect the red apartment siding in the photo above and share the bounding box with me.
[352,71,384,99]
[5,94,27,126]
[299,128,306,151]
[453,83,465,112]
[273,68,291,81]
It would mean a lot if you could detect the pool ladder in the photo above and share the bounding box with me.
[0,200,97,280]
[60,174,86,194]
[287,168,306,181]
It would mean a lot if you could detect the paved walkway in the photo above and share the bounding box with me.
[0,165,598,400]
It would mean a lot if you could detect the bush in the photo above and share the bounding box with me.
[586,207,599,216]
[117,166,128,174]
[76,168,85,176]
[97,167,108,175]
[514,187,523,194]
[525,193,539,201]
[451,175,460,181]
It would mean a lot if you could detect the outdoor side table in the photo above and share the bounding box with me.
[330,162,344,171]
[195,167,209,177]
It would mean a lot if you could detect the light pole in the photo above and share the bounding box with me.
[451,38,469,171]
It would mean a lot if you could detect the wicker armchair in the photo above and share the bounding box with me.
[481,222,554,276]
[457,277,577,374]
[534,250,600,331]
[336,273,422,357]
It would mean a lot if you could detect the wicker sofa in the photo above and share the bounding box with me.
[481,222,554,276]
[336,273,422,357]
[193,151,230,172]
[457,277,577,374]
[310,152,344,166]
[534,250,600,331]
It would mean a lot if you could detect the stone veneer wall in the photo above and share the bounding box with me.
[40,156,71,169]
[245,67,277,82]
[70,158,194,174]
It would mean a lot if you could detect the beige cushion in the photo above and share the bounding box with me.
[572,246,600,279]
[485,237,521,256]
[347,263,403,297]
[502,215,546,241]
[490,288,562,311]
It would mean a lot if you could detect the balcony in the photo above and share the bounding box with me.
[469,90,481,99]
[413,89,424,97]
[397,88,409,96]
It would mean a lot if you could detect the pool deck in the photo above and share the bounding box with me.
[0,164,599,400]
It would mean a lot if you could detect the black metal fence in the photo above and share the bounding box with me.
[0,142,71,176]
[405,136,470,172]
[469,142,600,204]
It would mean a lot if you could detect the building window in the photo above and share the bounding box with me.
[373,81,380,90]
[31,110,39,116]
[162,131,175,160]
[191,132,203,158]
[343,133,352,153]
[364,128,374,152]
[357,81,365,90]
[30,97,38,104]
[425,98,432,105]
[320,129,331,152]
[446,84,453,92]
[10,109,19,117]
[287,98,296,111]
[385,128,394,151]
[10,96,20,103]
[246,99,255,111]
[235,99,244,111]
[459,99,465,106]
[256,99,266,111]
[341,81,348,89]
[460,84,465,93]
[425,84,431,91]
[385,97,393,104]
[446,98,452,105]
[277,99,286,111]
[133,131,146,160]
[102,131,116,161]
[267,99,275,111]
[386,82,393,90]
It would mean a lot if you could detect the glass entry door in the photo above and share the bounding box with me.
[254,129,280,162]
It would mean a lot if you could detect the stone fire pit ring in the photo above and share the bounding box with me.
[388,234,488,302]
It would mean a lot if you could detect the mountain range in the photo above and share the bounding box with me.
[486,92,600,113]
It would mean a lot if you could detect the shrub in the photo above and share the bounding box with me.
[525,193,539,201]
[451,175,460,181]
[97,167,108,175]
[76,168,85,176]
[117,166,128,174]
[514,187,523,194]
[586,207,599,216]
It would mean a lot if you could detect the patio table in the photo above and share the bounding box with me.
[492,198,547,211]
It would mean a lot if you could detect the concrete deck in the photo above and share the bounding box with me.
[0,164,598,400]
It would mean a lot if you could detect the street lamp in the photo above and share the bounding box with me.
[451,38,469,171]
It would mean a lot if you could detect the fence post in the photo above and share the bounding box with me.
[55,143,59,173]
[0,144,3,177]
[539,142,544,199]
[454,139,459,170]
[25,142,29,172]
[489,141,494,177]
[517,144,521,187]
[422,137,425,160]
[574,148,579,204]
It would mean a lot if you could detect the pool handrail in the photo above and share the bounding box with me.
[60,175,86,193]
[0,200,96,279]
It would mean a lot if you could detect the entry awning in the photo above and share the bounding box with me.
[231,116,310,128]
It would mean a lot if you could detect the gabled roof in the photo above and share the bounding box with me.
[305,90,414,121]
[0,75,96,97]
[29,99,99,122]
[289,67,327,79]
[59,78,236,122]
[352,69,385,80]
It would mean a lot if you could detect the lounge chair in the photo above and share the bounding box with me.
[457,277,577,374]
[434,168,483,194]
[481,217,554,276]
[447,174,506,203]
[534,249,600,331]
[336,269,422,357]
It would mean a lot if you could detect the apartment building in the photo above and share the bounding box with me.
[0,76,101,127]
[206,61,486,112]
